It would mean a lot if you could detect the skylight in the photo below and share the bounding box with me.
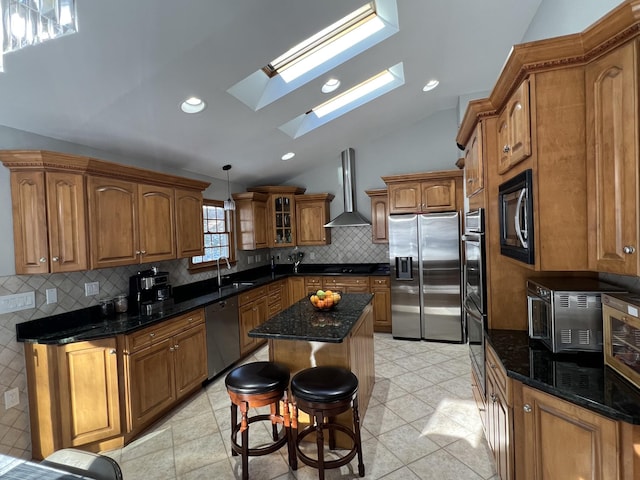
[279,62,404,139]
[227,0,399,111]
[264,3,383,83]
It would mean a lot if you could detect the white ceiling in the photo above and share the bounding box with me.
[0,0,542,185]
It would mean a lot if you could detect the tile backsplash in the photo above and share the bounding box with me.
[0,225,388,459]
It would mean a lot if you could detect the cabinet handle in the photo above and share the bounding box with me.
[52,256,59,262]
[39,257,47,263]
[135,250,141,255]
[169,346,174,351]
[503,144,511,153]
[490,363,497,369]
[187,317,193,322]
[623,245,636,254]
[490,393,497,403]
[140,250,147,255]
[174,344,179,350]
[149,332,155,338]
[109,349,116,355]
[523,404,532,413]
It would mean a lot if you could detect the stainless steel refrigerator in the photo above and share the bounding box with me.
[389,212,463,342]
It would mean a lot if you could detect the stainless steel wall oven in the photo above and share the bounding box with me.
[463,208,487,395]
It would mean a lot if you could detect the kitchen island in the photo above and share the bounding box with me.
[249,293,375,447]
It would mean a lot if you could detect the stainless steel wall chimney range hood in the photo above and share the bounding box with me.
[324,148,371,227]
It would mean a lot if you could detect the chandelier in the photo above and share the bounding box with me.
[223,164,236,211]
[1,0,78,72]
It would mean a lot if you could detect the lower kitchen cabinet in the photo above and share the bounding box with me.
[471,367,486,431]
[485,343,513,480]
[370,277,391,332]
[323,275,369,293]
[287,276,306,306]
[121,309,207,434]
[267,279,286,317]
[517,385,619,480]
[238,286,268,356]
[25,338,121,460]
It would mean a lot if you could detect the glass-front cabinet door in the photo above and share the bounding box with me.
[247,186,305,247]
[273,194,295,246]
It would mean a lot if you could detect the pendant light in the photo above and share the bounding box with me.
[223,164,236,211]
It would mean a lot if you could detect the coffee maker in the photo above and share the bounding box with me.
[129,267,173,315]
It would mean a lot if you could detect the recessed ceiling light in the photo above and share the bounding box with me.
[321,78,341,93]
[180,96,206,113]
[281,152,295,161]
[422,79,439,92]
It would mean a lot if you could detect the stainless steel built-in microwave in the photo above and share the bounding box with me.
[498,169,534,264]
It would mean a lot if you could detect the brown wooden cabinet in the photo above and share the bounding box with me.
[497,79,532,174]
[25,338,121,460]
[323,275,369,293]
[370,276,391,332]
[382,170,463,214]
[366,189,389,244]
[233,192,269,251]
[304,276,322,295]
[266,279,287,318]
[175,188,204,258]
[288,276,306,306]
[485,343,513,480]
[464,122,484,197]
[9,170,88,274]
[1,150,209,272]
[247,186,306,247]
[238,286,268,356]
[519,385,619,480]
[295,193,334,246]
[87,177,176,268]
[586,39,640,276]
[122,309,206,433]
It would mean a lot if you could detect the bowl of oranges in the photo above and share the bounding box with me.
[309,289,341,311]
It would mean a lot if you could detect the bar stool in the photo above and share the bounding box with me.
[225,361,297,480]
[291,366,365,480]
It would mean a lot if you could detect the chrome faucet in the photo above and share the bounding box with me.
[216,256,231,288]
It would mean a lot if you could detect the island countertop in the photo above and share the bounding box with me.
[249,293,374,343]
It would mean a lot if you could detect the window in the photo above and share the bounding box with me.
[190,199,235,270]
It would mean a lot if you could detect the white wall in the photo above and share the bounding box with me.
[522,0,624,42]
[286,108,460,222]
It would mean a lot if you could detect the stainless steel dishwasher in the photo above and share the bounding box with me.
[205,295,240,380]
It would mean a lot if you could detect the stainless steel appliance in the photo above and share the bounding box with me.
[463,208,487,394]
[499,169,534,264]
[205,296,240,380]
[527,277,625,353]
[389,212,463,342]
[129,267,173,315]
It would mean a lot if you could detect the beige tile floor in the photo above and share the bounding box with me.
[103,334,497,479]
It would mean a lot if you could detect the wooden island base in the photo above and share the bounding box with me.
[268,303,375,448]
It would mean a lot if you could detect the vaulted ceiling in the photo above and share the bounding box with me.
[0,0,542,184]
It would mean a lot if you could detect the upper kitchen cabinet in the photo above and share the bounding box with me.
[586,39,640,276]
[8,169,87,274]
[382,170,463,214]
[497,79,532,175]
[365,189,389,243]
[295,193,334,246]
[233,192,269,250]
[247,186,306,247]
[464,121,484,197]
[87,179,176,269]
[175,189,204,258]
[1,150,210,273]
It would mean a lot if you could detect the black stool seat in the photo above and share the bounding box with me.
[225,361,289,395]
[291,366,364,480]
[224,361,297,480]
[291,366,358,403]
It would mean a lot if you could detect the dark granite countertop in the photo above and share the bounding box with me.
[487,329,640,424]
[16,264,387,345]
[249,293,374,343]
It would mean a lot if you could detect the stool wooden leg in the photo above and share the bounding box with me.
[314,412,325,480]
[240,401,249,480]
[230,404,238,457]
[328,416,336,450]
[290,401,299,470]
[270,402,279,441]
[352,398,365,477]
